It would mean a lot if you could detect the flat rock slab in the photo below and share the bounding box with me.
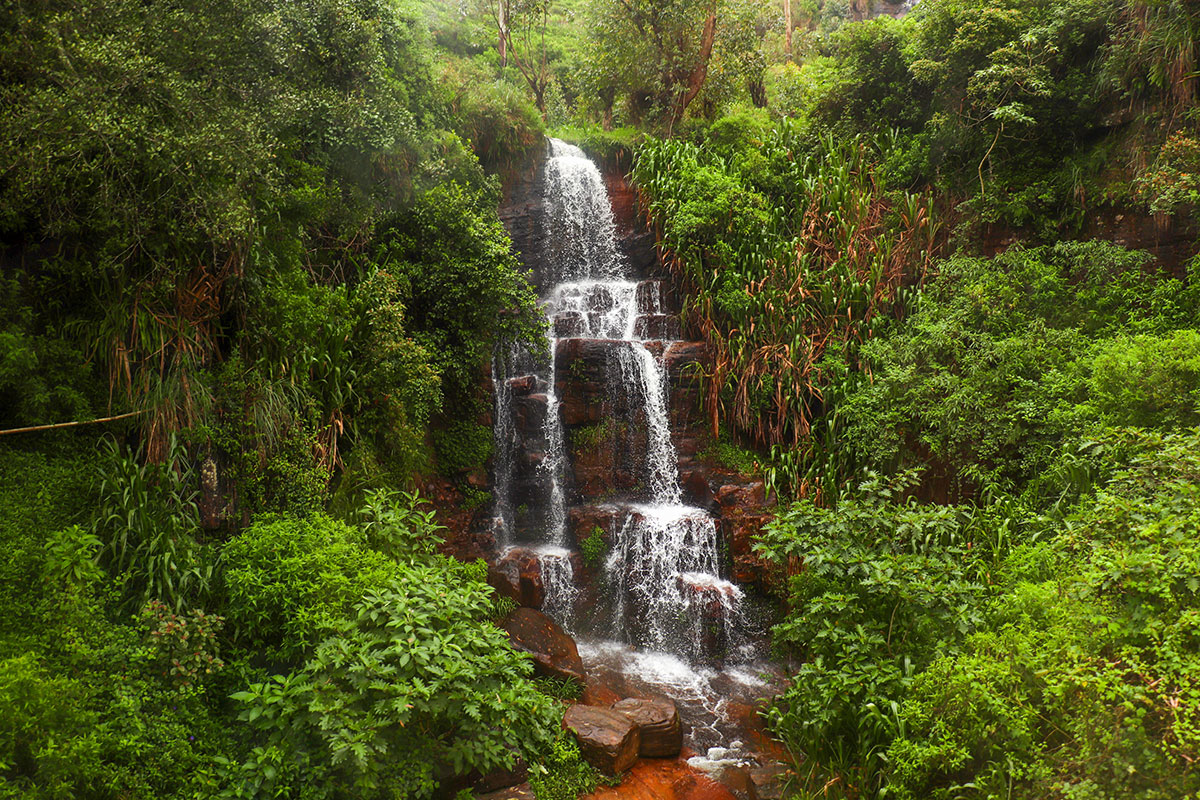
[501,608,585,684]
[476,783,536,800]
[564,704,641,775]
[583,757,739,800]
[612,697,682,758]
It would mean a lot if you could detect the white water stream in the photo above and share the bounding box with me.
[492,138,760,746]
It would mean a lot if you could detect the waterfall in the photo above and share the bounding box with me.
[540,329,569,546]
[491,137,747,667]
[490,351,516,545]
[614,343,681,505]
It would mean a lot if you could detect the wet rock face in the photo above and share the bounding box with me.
[564,704,641,775]
[500,143,656,292]
[488,548,547,609]
[501,608,586,684]
[611,697,683,758]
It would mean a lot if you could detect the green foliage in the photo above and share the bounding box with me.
[93,437,213,611]
[358,488,445,560]
[533,675,585,701]
[762,429,1200,798]
[221,513,402,661]
[0,654,99,798]
[634,120,939,499]
[887,430,1200,799]
[1088,329,1200,428]
[433,421,495,474]
[756,471,992,795]
[229,570,560,799]
[571,419,613,452]
[138,601,225,690]
[698,435,762,476]
[374,178,544,411]
[839,240,1198,494]
[580,525,608,567]
[529,733,608,800]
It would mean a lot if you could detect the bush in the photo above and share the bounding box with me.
[222,513,403,660]
[529,733,607,800]
[229,569,560,799]
[433,421,494,475]
[1089,329,1200,428]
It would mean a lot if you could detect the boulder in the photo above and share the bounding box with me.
[714,765,759,800]
[554,311,585,338]
[500,608,585,684]
[748,763,789,800]
[507,374,537,396]
[563,704,641,775]
[474,757,528,794]
[611,697,682,758]
[488,548,546,609]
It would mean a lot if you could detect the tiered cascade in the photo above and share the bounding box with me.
[491,139,748,665]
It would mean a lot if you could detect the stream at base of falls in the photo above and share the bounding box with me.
[491,139,782,767]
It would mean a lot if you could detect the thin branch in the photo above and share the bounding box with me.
[0,410,146,437]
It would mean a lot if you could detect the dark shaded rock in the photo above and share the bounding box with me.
[721,513,773,585]
[488,548,546,609]
[513,393,549,434]
[474,757,529,794]
[748,763,789,800]
[563,704,641,775]
[475,782,536,800]
[681,469,715,509]
[612,697,682,758]
[501,608,585,684]
[197,454,229,531]
[663,341,708,379]
[634,314,681,341]
[554,311,586,338]
[714,766,758,800]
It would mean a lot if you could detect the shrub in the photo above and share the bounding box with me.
[222,513,403,660]
[1088,329,1200,429]
[138,601,225,689]
[230,569,560,799]
[580,525,607,568]
[357,488,445,560]
[93,437,214,611]
[432,420,495,475]
[529,733,607,800]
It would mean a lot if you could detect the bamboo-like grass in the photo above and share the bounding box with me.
[633,124,943,499]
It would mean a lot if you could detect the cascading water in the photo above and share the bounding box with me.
[491,138,766,750]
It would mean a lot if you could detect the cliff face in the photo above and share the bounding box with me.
[499,141,657,291]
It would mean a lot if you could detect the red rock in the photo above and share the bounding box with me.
[612,697,682,758]
[715,481,766,509]
[501,608,585,684]
[634,314,681,341]
[488,548,546,609]
[564,704,641,775]
[508,375,537,395]
[713,766,758,800]
[583,757,739,800]
[680,469,715,508]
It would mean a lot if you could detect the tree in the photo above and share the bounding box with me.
[488,0,554,113]
[585,0,722,130]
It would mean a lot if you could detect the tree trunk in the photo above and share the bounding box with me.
[785,0,793,61]
[498,0,508,67]
[670,7,718,130]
